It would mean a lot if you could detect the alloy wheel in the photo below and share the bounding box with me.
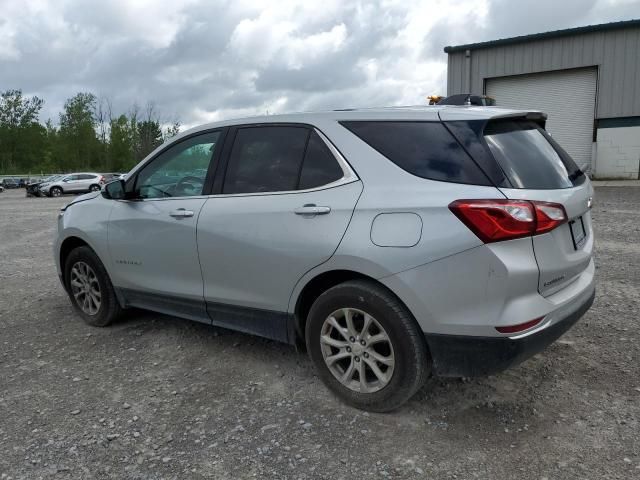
[320,308,395,393]
[69,261,101,315]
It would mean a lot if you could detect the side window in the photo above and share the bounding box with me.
[223,126,309,194]
[78,174,94,180]
[136,131,220,199]
[299,131,344,189]
[341,121,491,185]
[65,175,78,181]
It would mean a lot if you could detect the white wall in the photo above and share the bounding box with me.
[594,126,640,179]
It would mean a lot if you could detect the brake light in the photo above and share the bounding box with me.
[534,202,567,234]
[449,199,567,243]
[99,176,105,184]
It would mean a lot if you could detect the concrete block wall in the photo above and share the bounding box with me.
[594,126,640,179]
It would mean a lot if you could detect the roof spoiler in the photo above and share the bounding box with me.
[489,111,547,128]
[438,108,547,128]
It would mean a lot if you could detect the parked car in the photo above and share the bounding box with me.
[0,184,4,193]
[40,173,105,197]
[25,176,50,197]
[1,178,20,189]
[54,107,595,411]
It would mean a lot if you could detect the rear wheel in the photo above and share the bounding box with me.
[64,246,122,327]
[50,186,62,197]
[89,184,101,192]
[306,280,430,412]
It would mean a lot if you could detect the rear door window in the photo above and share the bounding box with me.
[299,131,344,189]
[340,121,491,185]
[483,120,584,189]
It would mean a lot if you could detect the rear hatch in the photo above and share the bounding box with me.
[481,118,593,296]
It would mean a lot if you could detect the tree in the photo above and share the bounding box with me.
[0,90,181,175]
[136,120,163,161]
[58,92,100,170]
[164,121,181,141]
[0,89,45,172]
[109,114,135,172]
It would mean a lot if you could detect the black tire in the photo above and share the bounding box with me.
[89,184,101,192]
[50,186,63,197]
[64,246,122,327]
[306,280,430,412]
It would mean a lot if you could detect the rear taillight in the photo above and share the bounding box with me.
[449,199,567,243]
[99,176,105,184]
[533,201,567,234]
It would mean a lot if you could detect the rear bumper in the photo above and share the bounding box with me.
[425,287,595,377]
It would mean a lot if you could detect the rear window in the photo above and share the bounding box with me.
[340,121,491,185]
[483,120,584,189]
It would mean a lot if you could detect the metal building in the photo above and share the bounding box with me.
[445,19,640,179]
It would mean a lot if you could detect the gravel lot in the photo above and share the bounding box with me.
[0,186,638,479]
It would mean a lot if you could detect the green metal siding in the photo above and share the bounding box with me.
[446,25,640,119]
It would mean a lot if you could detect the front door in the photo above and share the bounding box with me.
[197,125,362,339]
[107,130,222,321]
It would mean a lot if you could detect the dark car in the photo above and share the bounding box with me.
[1,178,20,189]
[25,175,61,197]
[26,178,44,197]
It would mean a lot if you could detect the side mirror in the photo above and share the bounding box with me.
[102,179,126,200]
[62,178,69,182]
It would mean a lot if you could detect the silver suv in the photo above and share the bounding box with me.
[54,107,595,411]
[40,172,104,197]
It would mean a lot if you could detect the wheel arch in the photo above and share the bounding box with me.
[292,269,415,346]
[59,236,93,278]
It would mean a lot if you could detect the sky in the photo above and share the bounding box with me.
[1,0,638,128]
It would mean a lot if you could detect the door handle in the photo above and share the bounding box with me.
[294,204,331,216]
[169,208,195,218]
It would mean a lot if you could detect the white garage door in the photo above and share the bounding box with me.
[486,68,597,173]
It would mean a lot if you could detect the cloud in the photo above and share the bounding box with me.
[0,0,637,128]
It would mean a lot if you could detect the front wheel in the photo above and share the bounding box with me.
[64,246,122,327]
[50,186,62,197]
[306,280,430,412]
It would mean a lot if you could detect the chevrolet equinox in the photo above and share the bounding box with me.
[55,106,595,411]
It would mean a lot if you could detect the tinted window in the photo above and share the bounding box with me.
[78,174,95,180]
[299,131,344,189]
[136,131,220,199]
[484,120,584,189]
[341,121,490,185]
[223,126,309,194]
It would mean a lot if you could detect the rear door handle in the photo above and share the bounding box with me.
[294,204,331,216]
[169,208,195,218]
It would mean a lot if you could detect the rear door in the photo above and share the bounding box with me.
[482,119,594,296]
[77,174,96,191]
[197,125,362,337]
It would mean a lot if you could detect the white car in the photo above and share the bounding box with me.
[40,173,105,197]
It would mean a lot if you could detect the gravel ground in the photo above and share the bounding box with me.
[0,186,638,479]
